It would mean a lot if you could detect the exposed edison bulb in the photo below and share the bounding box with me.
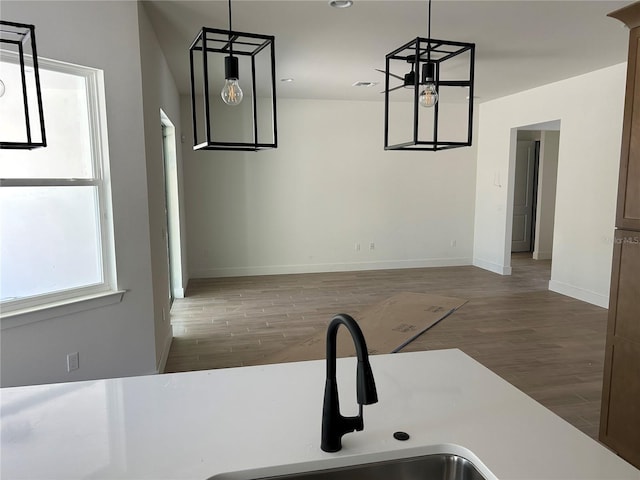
[0,79,5,98]
[221,78,243,106]
[221,56,243,106]
[419,82,438,108]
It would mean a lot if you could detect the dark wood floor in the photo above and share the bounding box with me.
[166,254,607,440]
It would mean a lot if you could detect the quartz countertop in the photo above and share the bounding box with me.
[1,349,638,479]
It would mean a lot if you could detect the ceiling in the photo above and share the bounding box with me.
[142,0,631,103]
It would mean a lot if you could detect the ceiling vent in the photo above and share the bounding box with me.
[352,81,378,87]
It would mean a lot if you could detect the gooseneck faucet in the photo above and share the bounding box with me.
[321,314,378,452]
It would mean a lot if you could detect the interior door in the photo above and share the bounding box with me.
[512,140,536,252]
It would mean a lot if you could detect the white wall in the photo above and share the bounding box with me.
[1,1,157,387]
[473,63,626,307]
[137,3,186,372]
[181,98,478,278]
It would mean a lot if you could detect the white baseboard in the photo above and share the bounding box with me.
[472,257,512,275]
[190,257,473,279]
[156,333,173,374]
[173,287,185,299]
[548,280,608,308]
[533,250,552,260]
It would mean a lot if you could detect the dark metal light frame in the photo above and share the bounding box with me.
[0,20,47,150]
[384,36,475,151]
[189,27,278,152]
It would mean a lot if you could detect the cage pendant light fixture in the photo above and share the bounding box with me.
[383,0,475,151]
[189,0,277,151]
[0,21,46,149]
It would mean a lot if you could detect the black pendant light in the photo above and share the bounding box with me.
[383,0,475,151]
[189,0,277,151]
[0,21,46,150]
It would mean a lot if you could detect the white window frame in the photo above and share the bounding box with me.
[0,57,124,329]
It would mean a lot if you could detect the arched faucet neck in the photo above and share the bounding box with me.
[325,314,369,378]
[321,314,378,453]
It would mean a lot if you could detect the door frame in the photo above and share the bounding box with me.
[504,120,560,271]
[160,110,185,300]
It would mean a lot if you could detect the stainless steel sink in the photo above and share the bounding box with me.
[211,453,490,480]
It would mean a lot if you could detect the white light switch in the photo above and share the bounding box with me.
[67,352,79,372]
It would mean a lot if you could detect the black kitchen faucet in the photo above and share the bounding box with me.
[321,314,378,452]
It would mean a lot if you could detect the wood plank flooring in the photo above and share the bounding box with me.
[165,254,607,440]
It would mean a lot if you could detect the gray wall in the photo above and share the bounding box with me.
[137,2,186,372]
[1,1,158,387]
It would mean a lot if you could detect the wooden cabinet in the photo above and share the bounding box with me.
[600,2,640,469]
[616,19,640,230]
[600,231,640,467]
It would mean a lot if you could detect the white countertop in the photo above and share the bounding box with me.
[1,349,638,479]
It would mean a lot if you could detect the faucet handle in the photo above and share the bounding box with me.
[343,411,364,433]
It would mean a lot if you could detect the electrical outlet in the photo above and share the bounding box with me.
[369,242,375,251]
[355,243,361,252]
[67,352,79,372]
[451,240,457,247]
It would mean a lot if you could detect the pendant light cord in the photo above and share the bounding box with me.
[428,0,431,39]
[228,0,234,56]
[427,0,432,62]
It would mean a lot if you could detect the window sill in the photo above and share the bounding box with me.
[1,290,126,330]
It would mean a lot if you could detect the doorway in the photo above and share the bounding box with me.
[160,110,184,301]
[508,121,561,273]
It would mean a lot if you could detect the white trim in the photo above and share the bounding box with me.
[190,257,473,279]
[1,290,126,330]
[503,128,519,270]
[2,283,115,314]
[87,64,118,298]
[472,257,512,275]
[548,280,608,308]
[156,333,173,374]
[0,178,98,187]
[160,110,185,301]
